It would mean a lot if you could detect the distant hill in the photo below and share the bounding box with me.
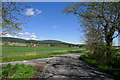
[40,40,65,43]
[1,37,67,44]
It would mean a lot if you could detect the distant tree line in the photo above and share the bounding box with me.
[1,37,84,48]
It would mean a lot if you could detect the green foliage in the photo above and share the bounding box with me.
[93,46,119,65]
[95,46,118,55]
[63,2,120,46]
[2,64,37,79]
[80,53,120,77]
[2,2,30,35]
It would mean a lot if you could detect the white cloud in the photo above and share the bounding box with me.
[1,32,46,41]
[25,8,35,16]
[17,33,24,35]
[5,33,13,37]
[17,32,30,36]
[14,36,18,38]
[52,26,59,28]
[2,33,18,38]
[20,37,29,40]
[17,32,37,40]
[30,34,37,40]
[36,9,42,14]
[25,8,42,16]
[30,35,36,38]
[32,33,35,35]
[24,32,30,35]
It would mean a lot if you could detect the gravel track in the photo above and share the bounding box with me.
[1,52,114,80]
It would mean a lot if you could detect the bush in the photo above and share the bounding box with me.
[80,53,120,77]
[90,45,119,65]
[96,45,118,55]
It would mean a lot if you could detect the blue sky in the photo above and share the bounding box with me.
[18,2,84,44]
[3,2,119,45]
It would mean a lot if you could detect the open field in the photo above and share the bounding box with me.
[2,47,85,57]
[1,46,86,62]
[2,49,86,62]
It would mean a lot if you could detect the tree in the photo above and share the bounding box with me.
[63,2,120,46]
[85,25,105,52]
[1,2,30,35]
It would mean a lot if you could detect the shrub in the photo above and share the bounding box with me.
[96,45,118,55]
[90,45,119,65]
[80,53,120,77]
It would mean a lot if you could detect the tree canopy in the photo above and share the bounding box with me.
[1,2,30,35]
[63,2,120,46]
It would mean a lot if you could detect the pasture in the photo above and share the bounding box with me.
[2,46,85,57]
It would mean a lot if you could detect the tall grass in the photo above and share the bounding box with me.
[2,64,37,79]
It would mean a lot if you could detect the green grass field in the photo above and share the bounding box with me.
[1,46,86,62]
[2,47,84,57]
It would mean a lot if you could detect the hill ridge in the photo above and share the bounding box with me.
[1,37,67,44]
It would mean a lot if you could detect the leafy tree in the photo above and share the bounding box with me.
[85,25,105,52]
[1,2,30,35]
[63,2,120,64]
[63,2,120,46]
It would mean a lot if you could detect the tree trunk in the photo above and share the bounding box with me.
[106,39,113,46]
[105,35,113,64]
[105,35,113,46]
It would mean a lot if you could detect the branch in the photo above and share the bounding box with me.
[112,32,120,39]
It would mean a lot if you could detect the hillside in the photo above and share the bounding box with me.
[1,37,85,47]
[1,37,67,44]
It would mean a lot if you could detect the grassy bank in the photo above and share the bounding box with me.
[2,64,37,79]
[80,53,120,78]
[2,50,86,62]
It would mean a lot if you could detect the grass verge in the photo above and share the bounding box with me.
[2,64,37,79]
[2,50,87,62]
[80,53,120,79]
